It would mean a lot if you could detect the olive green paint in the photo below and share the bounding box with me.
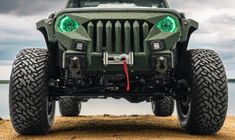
[180,19,199,42]
[36,8,198,73]
[37,19,56,43]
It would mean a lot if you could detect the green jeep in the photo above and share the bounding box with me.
[9,0,228,135]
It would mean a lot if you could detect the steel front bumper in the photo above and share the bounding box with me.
[63,50,174,74]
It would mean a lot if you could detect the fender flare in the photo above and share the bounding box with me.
[36,19,56,50]
[178,19,199,51]
[36,19,58,78]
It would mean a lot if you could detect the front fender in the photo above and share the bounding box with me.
[36,19,56,49]
[179,19,199,50]
[181,19,198,42]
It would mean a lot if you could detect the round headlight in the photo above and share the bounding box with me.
[157,16,177,32]
[58,16,80,32]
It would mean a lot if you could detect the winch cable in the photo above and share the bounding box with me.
[123,60,130,92]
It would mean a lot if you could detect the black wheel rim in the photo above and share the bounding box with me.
[151,100,156,112]
[47,97,55,121]
[178,94,191,118]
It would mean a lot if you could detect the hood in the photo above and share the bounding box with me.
[81,3,158,9]
[55,6,180,18]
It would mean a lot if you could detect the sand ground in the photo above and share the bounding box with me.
[0,115,234,140]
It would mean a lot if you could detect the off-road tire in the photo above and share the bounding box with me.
[176,49,228,135]
[151,97,174,117]
[59,97,81,116]
[9,48,55,135]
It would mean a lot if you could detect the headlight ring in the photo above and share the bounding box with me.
[58,16,80,32]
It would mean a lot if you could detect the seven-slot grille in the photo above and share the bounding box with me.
[84,20,153,53]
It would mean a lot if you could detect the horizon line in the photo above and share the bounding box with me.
[1,79,235,84]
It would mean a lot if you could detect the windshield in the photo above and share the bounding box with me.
[66,0,168,8]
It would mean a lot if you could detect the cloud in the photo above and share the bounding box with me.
[166,1,235,67]
[0,1,19,13]
[0,14,46,60]
[0,0,66,15]
[209,13,235,25]
[168,0,235,9]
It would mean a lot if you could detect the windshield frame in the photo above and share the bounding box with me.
[66,0,169,8]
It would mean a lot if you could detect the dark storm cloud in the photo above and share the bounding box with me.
[0,0,65,15]
[0,1,19,13]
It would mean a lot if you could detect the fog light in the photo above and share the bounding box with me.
[75,43,84,51]
[152,42,163,50]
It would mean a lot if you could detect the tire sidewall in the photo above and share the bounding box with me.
[9,49,56,134]
[59,97,82,116]
[176,49,228,134]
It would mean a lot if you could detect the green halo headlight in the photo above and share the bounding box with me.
[58,16,80,32]
[157,16,178,32]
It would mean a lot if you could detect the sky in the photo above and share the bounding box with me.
[0,0,235,79]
